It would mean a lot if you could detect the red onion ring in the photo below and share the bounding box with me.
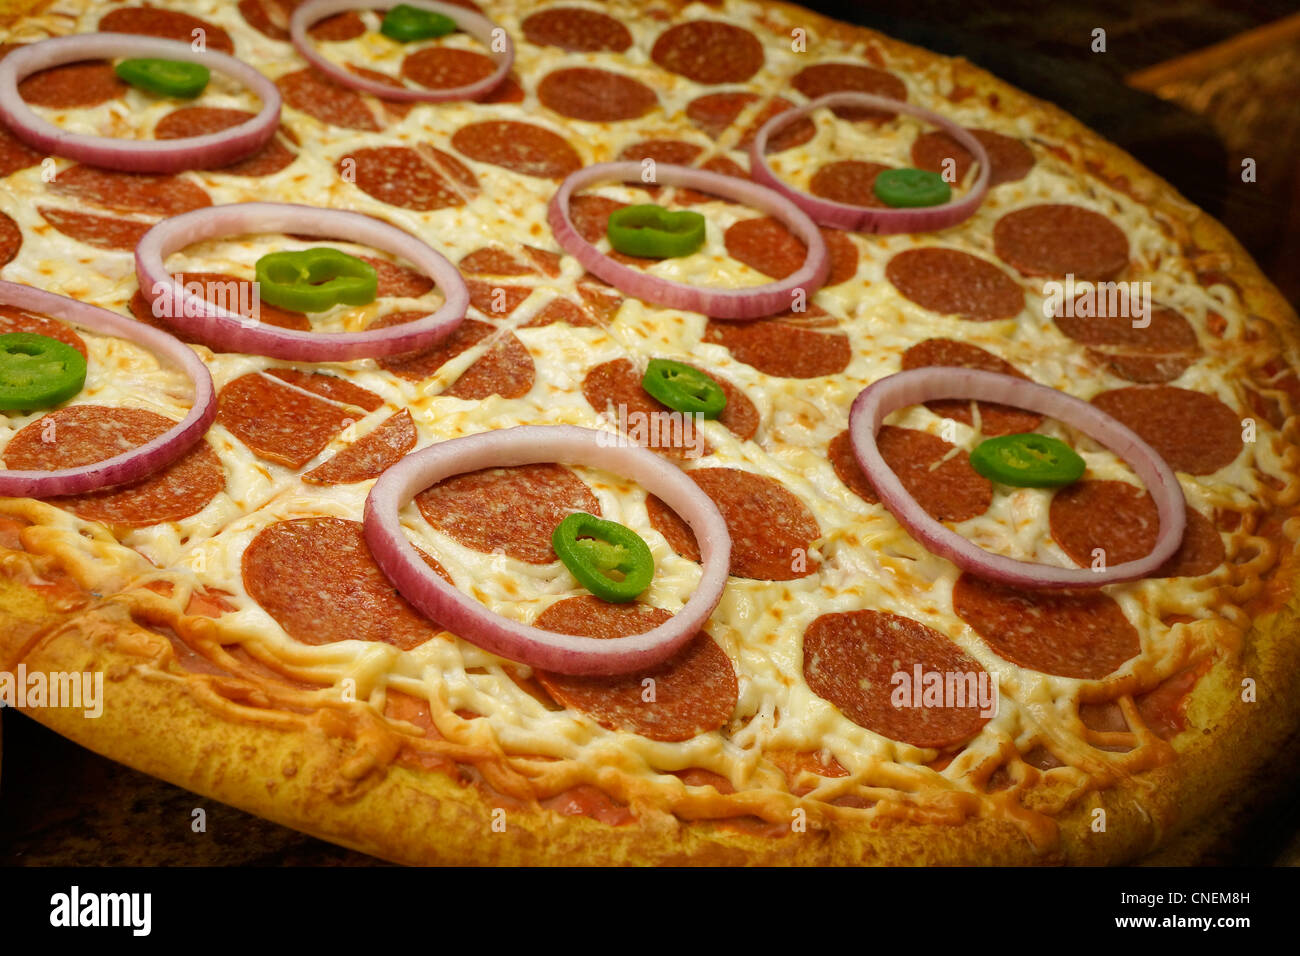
[749,92,991,234]
[0,34,281,174]
[290,0,513,102]
[0,280,216,498]
[848,368,1186,588]
[364,425,732,676]
[135,202,468,362]
[548,161,829,320]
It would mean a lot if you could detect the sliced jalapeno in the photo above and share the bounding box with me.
[606,204,707,259]
[641,358,726,418]
[553,512,654,603]
[253,247,379,313]
[970,433,1086,488]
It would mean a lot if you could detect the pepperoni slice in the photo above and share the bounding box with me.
[239,0,365,42]
[155,108,297,177]
[886,248,1023,322]
[332,258,419,300]
[803,610,992,748]
[829,425,992,522]
[702,313,851,379]
[911,129,1035,187]
[647,468,820,580]
[1055,302,1199,385]
[372,314,533,399]
[724,217,858,287]
[533,596,736,741]
[416,464,600,563]
[522,298,595,329]
[809,160,891,208]
[1049,480,1224,578]
[581,357,758,456]
[651,21,764,85]
[217,371,378,469]
[993,204,1130,280]
[451,120,581,180]
[459,245,561,279]
[1090,385,1242,475]
[522,8,632,53]
[952,573,1141,679]
[48,165,211,217]
[0,211,20,266]
[278,68,381,132]
[685,93,815,152]
[16,59,126,108]
[465,279,531,318]
[38,207,150,251]
[0,124,41,177]
[3,405,224,527]
[243,517,446,651]
[343,145,477,210]
[0,306,87,356]
[791,63,908,119]
[402,47,499,93]
[99,6,235,54]
[614,139,748,205]
[303,409,416,486]
[900,338,1042,436]
[130,271,309,346]
[538,67,657,123]
[266,367,383,410]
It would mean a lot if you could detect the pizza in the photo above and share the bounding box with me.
[0,0,1297,868]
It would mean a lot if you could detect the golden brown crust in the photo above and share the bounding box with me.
[2,0,1299,865]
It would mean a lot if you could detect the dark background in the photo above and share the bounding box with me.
[3,0,1300,867]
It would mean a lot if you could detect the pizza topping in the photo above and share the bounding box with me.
[647,467,820,580]
[155,108,297,177]
[887,248,1023,321]
[217,370,375,469]
[0,281,216,498]
[372,314,534,399]
[606,205,706,259]
[650,20,763,85]
[401,47,500,94]
[534,597,736,741]
[829,426,992,522]
[750,93,991,233]
[380,3,456,41]
[1049,480,1224,577]
[48,165,211,218]
[0,124,40,177]
[550,161,830,319]
[538,67,658,123]
[244,517,447,651]
[290,0,514,103]
[114,57,209,98]
[0,306,87,356]
[417,461,598,563]
[804,610,992,748]
[952,573,1141,679]
[1090,385,1242,475]
[724,218,858,288]
[135,202,468,361]
[277,67,380,131]
[99,6,235,54]
[686,92,815,152]
[365,425,732,674]
[872,168,951,208]
[4,404,224,527]
[0,212,19,266]
[0,332,87,411]
[970,433,1085,488]
[303,409,417,485]
[1053,301,1200,385]
[452,120,581,179]
[911,129,1035,187]
[38,208,151,252]
[641,359,726,418]
[848,368,1187,587]
[0,35,282,173]
[254,247,378,312]
[702,313,851,379]
[993,204,1129,280]
[809,160,891,208]
[345,144,477,209]
[791,62,908,118]
[900,338,1042,435]
[14,57,126,109]
[522,8,632,53]
[553,513,655,603]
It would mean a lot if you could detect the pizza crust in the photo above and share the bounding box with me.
[2,0,1299,865]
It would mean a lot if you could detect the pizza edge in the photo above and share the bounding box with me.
[0,0,1298,865]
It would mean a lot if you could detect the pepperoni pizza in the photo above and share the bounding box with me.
[1,0,1298,866]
